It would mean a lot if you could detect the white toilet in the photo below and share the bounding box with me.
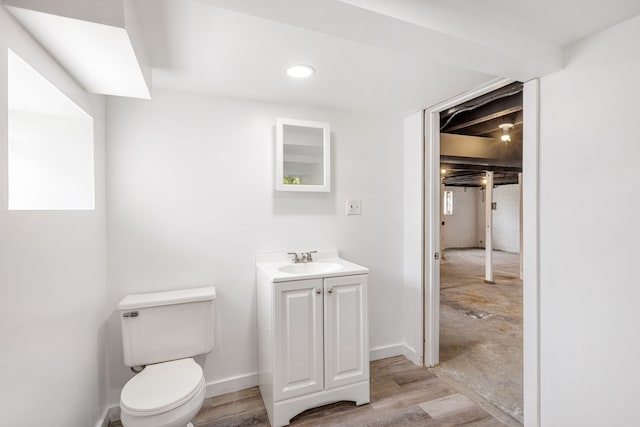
[117,287,216,427]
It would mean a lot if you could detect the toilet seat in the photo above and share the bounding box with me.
[121,358,204,417]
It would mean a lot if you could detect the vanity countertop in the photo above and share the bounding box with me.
[256,250,368,283]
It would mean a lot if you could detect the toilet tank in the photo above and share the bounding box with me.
[118,287,216,367]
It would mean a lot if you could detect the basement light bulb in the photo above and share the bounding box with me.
[286,65,315,79]
[441,169,447,174]
[498,122,513,143]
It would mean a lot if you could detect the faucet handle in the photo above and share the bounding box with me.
[305,250,318,262]
[287,252,300,263]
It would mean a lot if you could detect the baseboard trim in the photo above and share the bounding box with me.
[103,344,420,425]
[99,406,121,425]
[205,372,258,398]
[402,344,423,366]
[96,407,111,427]
[369,343,405,361]
[104,372,261,423]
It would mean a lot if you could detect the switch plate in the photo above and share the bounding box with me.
[346,198,361,215]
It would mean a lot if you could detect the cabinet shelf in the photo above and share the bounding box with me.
[276,117,330,192]
[284,157,321,165]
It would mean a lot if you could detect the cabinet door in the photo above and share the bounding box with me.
[274,278,324,401]
[324,274,369,389]
[276,117,331,192]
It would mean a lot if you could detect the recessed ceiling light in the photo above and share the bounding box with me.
[286,65,315,79]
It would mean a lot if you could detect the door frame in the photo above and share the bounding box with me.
[422,78,540,426]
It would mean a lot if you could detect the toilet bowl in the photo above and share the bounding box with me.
[120,358,206,427]
[117,287,216,427]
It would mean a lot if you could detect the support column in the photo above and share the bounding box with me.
[484,171,494,284]
[518,172,523,280]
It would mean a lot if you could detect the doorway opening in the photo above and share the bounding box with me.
[436,81,523,423]
[423,79,540,426]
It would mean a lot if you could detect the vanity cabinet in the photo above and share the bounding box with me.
[257,271,369,427]
[273,278,324,401]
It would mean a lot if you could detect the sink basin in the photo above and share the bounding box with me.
[256,252,369,282]
[278,262,344,275]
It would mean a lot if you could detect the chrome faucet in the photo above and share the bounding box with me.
[287,252,301,263]
[287,250,318,263]
[302,250,318,262]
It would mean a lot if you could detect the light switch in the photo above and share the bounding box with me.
[346,198,361,215]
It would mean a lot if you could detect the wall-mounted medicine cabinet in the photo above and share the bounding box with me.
[276,117,330,192]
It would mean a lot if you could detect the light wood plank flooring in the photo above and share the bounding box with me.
[111,356,519,426]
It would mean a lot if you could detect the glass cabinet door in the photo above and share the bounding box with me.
[276,118,330,192]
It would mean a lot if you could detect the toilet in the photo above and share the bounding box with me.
[117,287,216,427]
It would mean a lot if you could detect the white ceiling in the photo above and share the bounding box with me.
[131,0,639,113]
[134,0,494,115]
[426,0,640,46]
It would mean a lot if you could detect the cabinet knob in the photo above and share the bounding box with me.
[327,287,334,294]
[316,288,322,295]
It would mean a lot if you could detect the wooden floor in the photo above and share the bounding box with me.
[111,356,517,427]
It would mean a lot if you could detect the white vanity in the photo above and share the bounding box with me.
[256,250,369,427]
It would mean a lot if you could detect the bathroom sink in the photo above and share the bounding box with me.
[278,262,344,275]
[256,251,369,282]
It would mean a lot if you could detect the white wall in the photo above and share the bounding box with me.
[8,48,95,210]
[0,7,108,427]
[538,14,640,426]
[442,185,518,252]
[402,111,423,364]
[475,187,485,247]
[443,186,478,249]
[105,88,405,404]
[493,184,519,252]
[475,184,520,252]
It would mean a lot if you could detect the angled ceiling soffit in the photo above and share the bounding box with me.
[4,0,151,99]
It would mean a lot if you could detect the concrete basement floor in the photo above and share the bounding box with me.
[433,248,523,424]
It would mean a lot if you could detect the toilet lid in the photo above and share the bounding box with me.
[121,358,204,416]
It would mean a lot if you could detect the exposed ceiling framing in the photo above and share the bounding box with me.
[440,82,523,187]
